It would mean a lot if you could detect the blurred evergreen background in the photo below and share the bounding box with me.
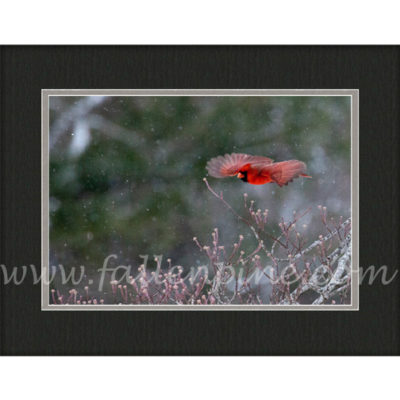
[49,96,351,280]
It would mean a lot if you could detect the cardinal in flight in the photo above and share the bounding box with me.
[206,153,311,187]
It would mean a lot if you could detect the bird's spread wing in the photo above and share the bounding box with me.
[206,153,274,178]
[259,160,309,187]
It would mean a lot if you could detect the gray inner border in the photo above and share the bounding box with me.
[41,89,359,311]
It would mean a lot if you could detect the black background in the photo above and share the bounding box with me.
[0,46,398,355]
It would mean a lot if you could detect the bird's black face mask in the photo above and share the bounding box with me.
[237,171,248,182]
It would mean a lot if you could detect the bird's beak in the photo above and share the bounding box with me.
[237,172,244,179]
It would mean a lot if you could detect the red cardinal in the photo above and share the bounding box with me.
[206,153,311,186]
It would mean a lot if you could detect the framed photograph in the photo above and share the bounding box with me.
[0,46,399,354]
[42,89,358,311]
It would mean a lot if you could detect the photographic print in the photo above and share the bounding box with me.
[42,89,358,310]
